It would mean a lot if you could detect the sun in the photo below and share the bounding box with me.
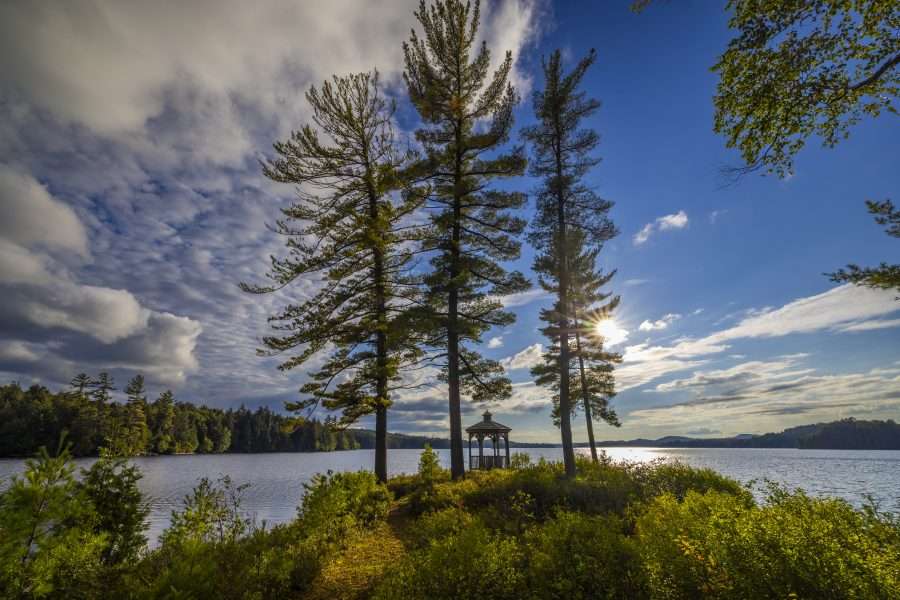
[593,318,628,347]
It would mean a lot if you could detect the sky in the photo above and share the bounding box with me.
[1,1,898,443]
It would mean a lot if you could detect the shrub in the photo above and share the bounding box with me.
[408,445,452,514]
[79,451,149,565]
[523,510,647,600]
[410,506,476,548]
[509,452,532,469]
[637,461,750,505]
[0,444,108,598]
[636,488,900,599]
[159,475,251,548]
[136,477,322,599]
[298,470,392,539]
[374,522,523,600]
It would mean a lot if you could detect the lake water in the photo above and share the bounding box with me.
[2,447,898,546]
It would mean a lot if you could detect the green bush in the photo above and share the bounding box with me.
[298,470,392,539]
[408,445,452,514]
[374,522,523,600]
[636,488,900,599]
[0,445,108,598]
[135,477,322,599]
[79,451,150,566]
[523,510,647,600]
[410,506,476,548]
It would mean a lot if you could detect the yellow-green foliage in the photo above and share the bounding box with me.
[636,488,900,599]
[522,510,646,600]
[5,448,899,600]
[373,522,524,600]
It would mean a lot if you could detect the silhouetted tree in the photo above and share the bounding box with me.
[404,0,528,478]
[523,48,615,477]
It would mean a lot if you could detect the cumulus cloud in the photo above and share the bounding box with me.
[633,210,688,245]
[0,1,540,166]
[501,343,544,371]
[638,312,681,331]
[487,336,504,349]
[0,165,201,384]
[0,1,544,406]
[0,166,89,258]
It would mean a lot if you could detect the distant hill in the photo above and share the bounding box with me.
[581,419,900,450]
[371,418,900,451]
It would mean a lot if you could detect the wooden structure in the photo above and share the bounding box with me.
[465,410,511,470]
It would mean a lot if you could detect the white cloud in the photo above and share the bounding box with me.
[623,278,649,287]
[0,166,89,257]
[633,210,689,245]
[706,285,898,344]
[499,288,552,308]
[708,209,727,224]
[638,312,681,331]
[633,223,654,245]
[618,285,899,391]
[0,166,202,382]
[487,336,504,349]
[833,318,900,333]
[500,343,544,371]
[657,210,688,230]
[0,1,540,166]
[629,364,900,435]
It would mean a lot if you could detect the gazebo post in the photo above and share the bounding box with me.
[477,433,484,469]
[468,433,472,471]
[504,432,510,467]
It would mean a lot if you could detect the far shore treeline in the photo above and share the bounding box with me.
[3,377,897,458]
[0,378,451,458]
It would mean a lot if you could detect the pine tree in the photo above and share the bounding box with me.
[124,375,150,455]
[568,231,622,462]
[69,373,94,399]
[404,0,528,478]
[242,71,423,482]
[523,49,615,477]
[150,390,176,454]
[91,372,115,404]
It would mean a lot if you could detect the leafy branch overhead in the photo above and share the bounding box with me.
[712,0,899,178]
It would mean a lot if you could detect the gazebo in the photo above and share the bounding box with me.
[465,410,511,470]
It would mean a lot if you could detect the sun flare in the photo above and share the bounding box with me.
[594,318,628,346]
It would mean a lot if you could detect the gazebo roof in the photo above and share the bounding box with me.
[465,410,511,434]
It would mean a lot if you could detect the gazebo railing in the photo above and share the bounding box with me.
[470,455,508,470]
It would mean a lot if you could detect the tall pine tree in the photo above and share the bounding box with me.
[568,231,622,462]
[524,49,615,477]
[124,374,150,455]
[404,0,528,479]
[242,71,423,482]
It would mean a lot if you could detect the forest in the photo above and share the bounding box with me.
[0,378,362,458]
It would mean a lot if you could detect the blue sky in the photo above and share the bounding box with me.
[1,1,898,442]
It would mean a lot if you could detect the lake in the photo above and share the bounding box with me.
[2,447,898,546]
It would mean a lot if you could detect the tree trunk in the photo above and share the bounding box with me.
[447,199,464,479]
[367,163,389,483]
[446,116,466,480]
[555,123,576,477]
[573,322,598,462]
[374,403,387,482]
